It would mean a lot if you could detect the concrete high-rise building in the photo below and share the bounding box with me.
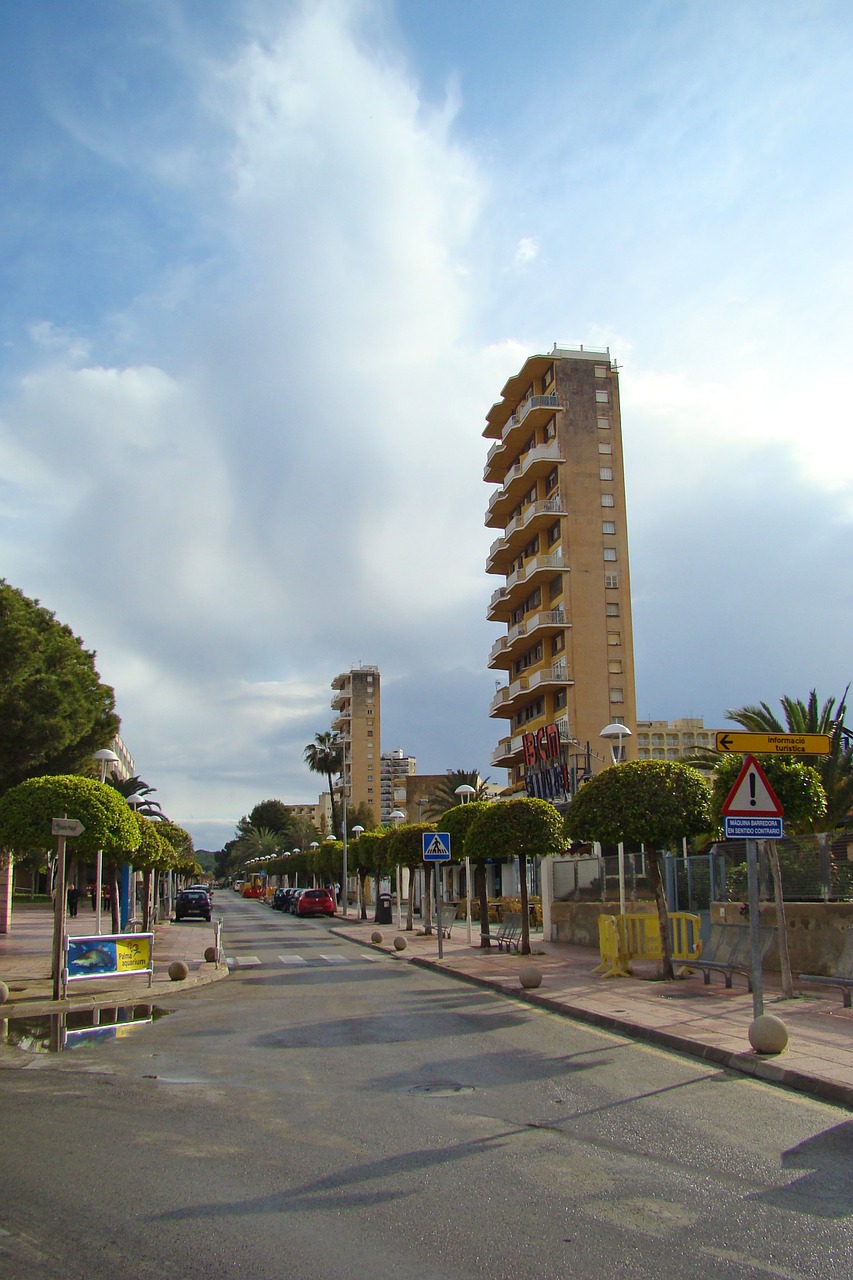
[380,748,416,824]
[331,665,380,822]
[484,346,637,800]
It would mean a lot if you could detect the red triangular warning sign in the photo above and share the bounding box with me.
[721,754,784,817]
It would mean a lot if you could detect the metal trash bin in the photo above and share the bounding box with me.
[375,892,393,924]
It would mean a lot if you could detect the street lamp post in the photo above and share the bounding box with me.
[351,825,364,917]
[455,784,476,944]
[599,723,633,916]
[92,748,119,935]
[390,809,405,929]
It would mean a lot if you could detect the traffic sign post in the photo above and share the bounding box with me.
[423,833,452,959]
[51,815,85,1002]
[715,731,831,756]
[720,758,784,1019]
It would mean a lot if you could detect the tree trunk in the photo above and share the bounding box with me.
[326,772,340,838]
[766,841,793,997]
[406,866,414,931]
[518,854,531,955]
[358,870,368,919]
[476,862,491,949]
[647,850,674,979]
[422,868,433,934]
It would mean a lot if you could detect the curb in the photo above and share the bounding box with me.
[0,963,228,1017]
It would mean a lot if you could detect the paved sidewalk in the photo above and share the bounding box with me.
[331,914,853,1111]
[0,901,226,1014]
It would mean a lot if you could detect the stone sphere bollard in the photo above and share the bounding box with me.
[519,965,543,990]
[168,960,190,982]
[0,981,9,1005]
[748,1014,789,1055]
[203,946,217,963]
[393,935,407,951]
[371,931,383,945]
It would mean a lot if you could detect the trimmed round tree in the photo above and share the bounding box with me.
[563,760,711,978]
[439,801,493,947]
[464,798,566,955]
[0,774,139,859]
[386,822,436,932]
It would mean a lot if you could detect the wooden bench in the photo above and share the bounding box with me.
[682,923,775,991]
[799,927,853,1007]
[491,912,522,953]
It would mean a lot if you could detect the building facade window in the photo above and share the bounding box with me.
[596,389,609,403]
[599,467,613,481]
[605,573,619,588]
[603,548,617,561]
[601,494,614,507]
[597,417,610,430]
[610,688,624,703]
[602,520,616,534]
[606,603,620,616]
[607,632,621,646]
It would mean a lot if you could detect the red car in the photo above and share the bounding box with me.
[296,888,336,917]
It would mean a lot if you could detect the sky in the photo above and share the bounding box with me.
[2,0,853,851]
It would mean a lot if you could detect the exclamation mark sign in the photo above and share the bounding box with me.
[749,771,757,806]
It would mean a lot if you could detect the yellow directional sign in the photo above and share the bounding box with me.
[715,731,831,756]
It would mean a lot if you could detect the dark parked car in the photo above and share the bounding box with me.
[175,889,212,922]
[272,887,290,910]
[286,889,305,914]
[296,888,335,918]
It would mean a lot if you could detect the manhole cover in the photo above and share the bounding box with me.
[407,1083,475,1097]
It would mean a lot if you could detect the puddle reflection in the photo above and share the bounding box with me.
[1,1004,172,1053]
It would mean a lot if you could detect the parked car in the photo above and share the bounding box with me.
[272,887,290,910]
[296,888,336,918]
[175,888,212,922]
[287,889,306,913]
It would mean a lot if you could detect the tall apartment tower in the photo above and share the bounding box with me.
[331,665,380,822]
[484,346,637,799]
[379,748,417,823]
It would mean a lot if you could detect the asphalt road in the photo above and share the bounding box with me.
[0,892,850,1280]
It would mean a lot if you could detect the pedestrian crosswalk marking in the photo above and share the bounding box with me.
[228,952,382,968]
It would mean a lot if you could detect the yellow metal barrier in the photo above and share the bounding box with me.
[596,911,702,978]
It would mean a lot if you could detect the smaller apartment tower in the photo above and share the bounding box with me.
[484,346,637,798]
[331,665,380,822]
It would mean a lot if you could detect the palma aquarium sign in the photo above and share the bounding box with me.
[63,933,154,996]
[522,722,570,803]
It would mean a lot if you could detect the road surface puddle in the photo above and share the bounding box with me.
[0,1003,171,1053]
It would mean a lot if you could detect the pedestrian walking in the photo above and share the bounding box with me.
[67,883,79,918]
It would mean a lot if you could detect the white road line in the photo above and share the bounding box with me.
[278,955,309,966]
[229,955,262,967]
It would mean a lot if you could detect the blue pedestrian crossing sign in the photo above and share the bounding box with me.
[422,832,451,862]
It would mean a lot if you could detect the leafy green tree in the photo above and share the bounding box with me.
[304,732,343,836]
[723,689,853,829]
[131,813,176,930]
[348,828,383,919]
[0,580,120,794]
[0,774,141,934]
[155,821,195,876]
[464,798,565,955]
[425,770,490,820]
[563,761,711,977]
[0,774,139,859]
[347,801,376,832]
[439,801,493,947]
[247,799,295,839]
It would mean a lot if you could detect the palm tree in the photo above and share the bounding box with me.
[106,774,167,821]
[304,731,343,836]
[425,770,490,820]
[726,688,853,829]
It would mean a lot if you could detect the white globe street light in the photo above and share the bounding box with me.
[455,784,476,804]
